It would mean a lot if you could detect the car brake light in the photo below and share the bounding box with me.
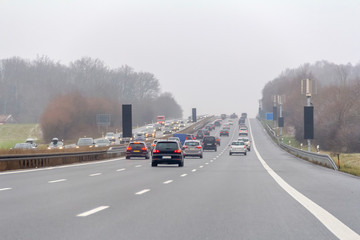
[196,146,202,149]
[126,147,132,151]
[183,146,188,149]
[141,147,147,151]
[174,149,181,153]
[153,149,159,153]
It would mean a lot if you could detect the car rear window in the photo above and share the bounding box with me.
[185,141,200,146]
[77,138,94,145]
[130,143,145,149]
[232,141,244,145]
[156,142,178,150]
[203,137,215,143]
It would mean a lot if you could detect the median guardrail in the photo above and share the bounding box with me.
[0,150,108,171]
[260,119,338,170]
[0,116,214,171]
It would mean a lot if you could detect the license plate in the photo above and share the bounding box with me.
[134,150,140,152]
[207,143,212,145]
[162,156,171,159]
[190,148,196,150]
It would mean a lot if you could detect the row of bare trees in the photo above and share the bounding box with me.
[0,56,183,141]
[261,61,360,153]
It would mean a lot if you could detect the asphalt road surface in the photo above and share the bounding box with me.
[1,118,359,240]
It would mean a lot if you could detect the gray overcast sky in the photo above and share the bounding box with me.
[1,0,360,118]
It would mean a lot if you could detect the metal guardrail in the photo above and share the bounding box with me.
[261,119,338,170]
[0,150,108,171]
[0,117,214,171]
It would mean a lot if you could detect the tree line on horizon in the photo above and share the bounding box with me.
[0,56,182,141]
[261,60,360,153]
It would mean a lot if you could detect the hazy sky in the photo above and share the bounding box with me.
[1,0,360,118]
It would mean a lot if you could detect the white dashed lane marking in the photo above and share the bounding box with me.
[135,189,151,195]
[192,169,197,172]
[0,188,12,191]
[48,179,67,183]
[163,180,173,184]
[89,173,102,177]
[135,165,142,168]
[77,206,109,217]
[116,168,126,172]
[180,174,188,177]
[199,166,204,168]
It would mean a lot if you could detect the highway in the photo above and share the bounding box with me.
[1,118,359,240]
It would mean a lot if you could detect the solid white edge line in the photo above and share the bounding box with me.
[0,188,12,191]
[48,179,67,183]
[77,206,109,217]
[135,189,150,195]
[249,120,360,240]
[163,180,173,184]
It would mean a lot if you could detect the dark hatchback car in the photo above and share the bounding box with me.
[220,129,229,136]
[202,136,217,151]
[152,140,184,167]
[126,141,150,159]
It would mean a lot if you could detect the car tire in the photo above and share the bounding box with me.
[126,156,130,159]
[179,161,184,167]
[200,154,203,158]
[244,152,247,156]
[215,148,217,152]
[229,152,232,155]
[145,155,149,159]
[151,162,157,167]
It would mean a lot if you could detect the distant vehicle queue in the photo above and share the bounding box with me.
[124,113,250,167]
[10,114,249,165]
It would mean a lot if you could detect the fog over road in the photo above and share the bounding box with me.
[0,119,359,240]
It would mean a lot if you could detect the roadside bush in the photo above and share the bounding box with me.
[40,92,121,142]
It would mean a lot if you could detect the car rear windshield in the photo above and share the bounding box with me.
[232,141,244,145]
[203,137,215,143]
[77,138,93,145]
[156,142,178,150]
[130,143,145,149]
[185,141,199,146]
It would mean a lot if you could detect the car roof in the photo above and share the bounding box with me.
[184,140,200,143]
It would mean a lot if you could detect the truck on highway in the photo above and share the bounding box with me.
[157,115,165,125]
[173,133,187,145]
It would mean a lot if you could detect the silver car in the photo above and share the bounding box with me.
[182,140,203,158]
[229,141,247,155]
[238,137,251,151]
[94,138,111,147]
